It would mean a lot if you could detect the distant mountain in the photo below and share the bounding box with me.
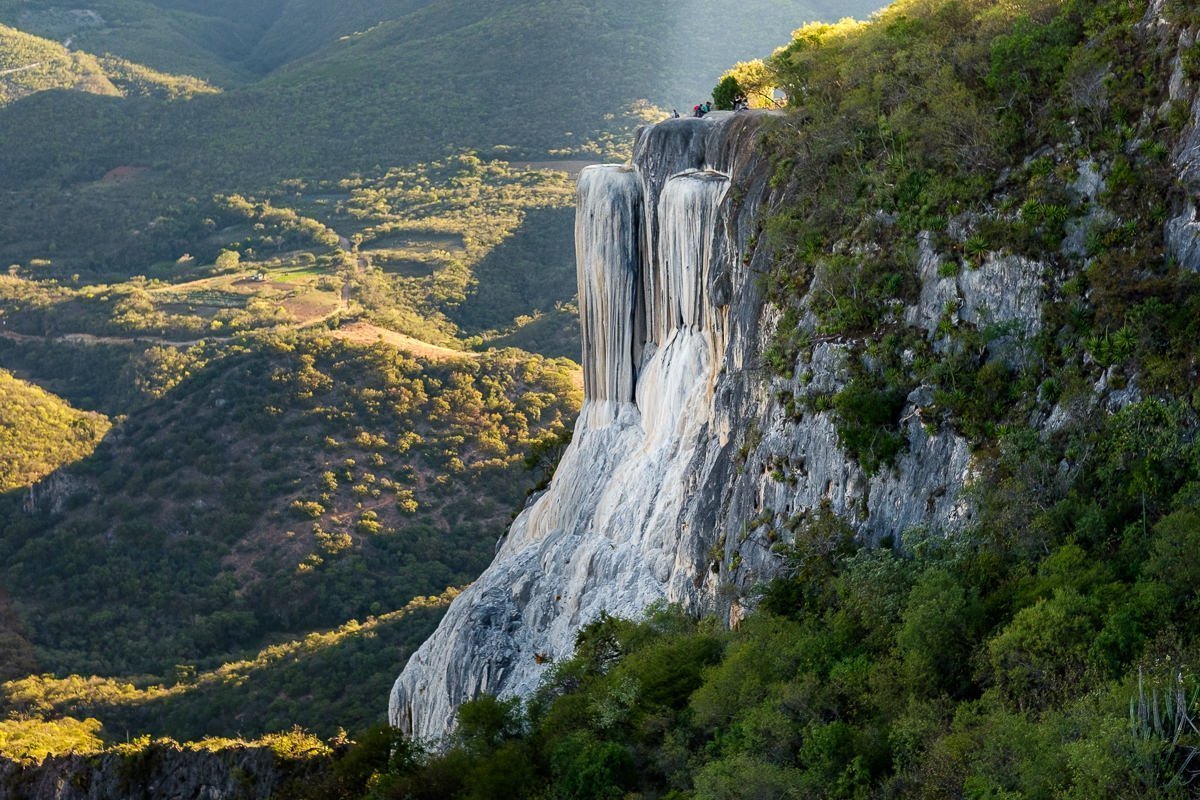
[0,1,883,90]
[0,0,884,282]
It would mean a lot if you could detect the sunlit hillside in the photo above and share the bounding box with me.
[0,370,110,493]
[0,23,217,105]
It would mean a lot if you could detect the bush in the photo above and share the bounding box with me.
[831,376,908,474]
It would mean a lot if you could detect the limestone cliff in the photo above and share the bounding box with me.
[392,12,1200,728]
[0,741,322,800]
[389,111,980,741]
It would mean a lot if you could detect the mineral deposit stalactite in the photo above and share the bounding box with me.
[389,116,746,742]
[575,165,642,422]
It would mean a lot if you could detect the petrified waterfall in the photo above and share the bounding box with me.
[389,111,975,741]
[389,115,745,742]
[575,165,641,420]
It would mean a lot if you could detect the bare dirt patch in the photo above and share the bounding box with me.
[279,292,340,323]
[331,321,476,362]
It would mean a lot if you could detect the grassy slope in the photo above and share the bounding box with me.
[0,370,110,493]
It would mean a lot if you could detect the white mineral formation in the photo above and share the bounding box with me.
[389,112,975,741]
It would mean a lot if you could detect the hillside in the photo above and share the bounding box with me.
[0,326,577,678]
[0,370,110,493]
[0,23,217,105]
[0,0,276,85]
[0,152,587,739]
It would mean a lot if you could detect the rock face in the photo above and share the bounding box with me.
[389,111,980,742]
[1167,23,1200,271]
[0,742,321,800]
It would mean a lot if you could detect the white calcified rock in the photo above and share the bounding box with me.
[389,112,976,742]
[390,122,736,743]
[575,165,641,417]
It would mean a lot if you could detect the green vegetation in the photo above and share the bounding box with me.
[0,23,218,106]
[0,154,580,356]
[0,159,583,737]
[760,0,1200,475]
[0,716,103,764]
[1,593,454,742]
[0,332,578,677]
[326,154,579,351]
[712,58,778,109]
[0,326,578,740]
[0,369,110,492]
[0,0,631,746]
[306,397,1200,796]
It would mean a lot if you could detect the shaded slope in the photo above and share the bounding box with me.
[0,333,580,676]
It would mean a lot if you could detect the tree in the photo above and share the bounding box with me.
[720,59,777,108]
[214,249,241,272]
[712,75,741,110]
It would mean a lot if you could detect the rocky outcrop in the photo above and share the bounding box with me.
[389,111,980,741]
[1166,22,1200,271]
[0,742,323,800]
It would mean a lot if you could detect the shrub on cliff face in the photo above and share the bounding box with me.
[758,0,1188,467]
[831,376,908,474]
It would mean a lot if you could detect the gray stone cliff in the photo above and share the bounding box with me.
[0,741,321,800]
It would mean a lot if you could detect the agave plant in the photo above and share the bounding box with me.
[1130,668,1200,789]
